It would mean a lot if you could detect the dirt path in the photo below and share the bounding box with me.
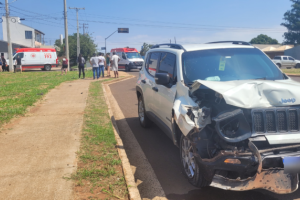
[0,79,92,200]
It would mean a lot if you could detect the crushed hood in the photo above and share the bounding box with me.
[192,79,300,108]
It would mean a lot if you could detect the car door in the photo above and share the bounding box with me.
[282,56,289,67]
[288,57,296,67]
[154,52,177,132]
[145,52,161,117]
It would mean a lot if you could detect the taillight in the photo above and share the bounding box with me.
[56,58,58,64]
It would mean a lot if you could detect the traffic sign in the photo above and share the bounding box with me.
[118,28,129,33]
[101,47,106,50]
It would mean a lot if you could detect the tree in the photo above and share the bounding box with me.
[250,34,279,44]
[55,33,97,63]
[140,43,153,56]
[281,0,300,44]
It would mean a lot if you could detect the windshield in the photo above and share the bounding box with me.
[126,52,142,59]
[182,48,284,83]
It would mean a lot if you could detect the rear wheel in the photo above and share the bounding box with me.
[180,134,211,187]
[138,95,151,128]
[276,63,281,68]
[44,65,51,71]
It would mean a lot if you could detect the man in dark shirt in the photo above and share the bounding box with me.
[1,55,7,72]
[14,55,22,73]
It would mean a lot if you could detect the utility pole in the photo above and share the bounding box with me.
[82,23,88,35]
[69,7,84,58]
[5,0,13,72]
[63,0,70,71]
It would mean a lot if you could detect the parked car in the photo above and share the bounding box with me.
[7,48,58,71]
[136,41,300,194]
[111,47,144,71]
[272,55,300,68]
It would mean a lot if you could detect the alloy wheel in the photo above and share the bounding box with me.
[181,137,196,178]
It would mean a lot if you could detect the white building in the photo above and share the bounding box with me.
[2,16,45,48]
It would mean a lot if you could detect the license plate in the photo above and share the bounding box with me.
[283,157,300,173]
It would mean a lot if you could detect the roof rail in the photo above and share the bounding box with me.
[151,43,185,50]
[207,41,252,45]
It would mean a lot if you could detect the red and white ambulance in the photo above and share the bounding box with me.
[8,48,58,71]
[110,47,144,71]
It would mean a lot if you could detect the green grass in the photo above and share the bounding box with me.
[282,68,300,75]
[66,80,128,199]
[0,70,93,128]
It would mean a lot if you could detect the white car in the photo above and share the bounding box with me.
[136,41,300,194]
[272,55,300,69]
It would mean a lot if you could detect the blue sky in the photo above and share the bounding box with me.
[0,0,292,52]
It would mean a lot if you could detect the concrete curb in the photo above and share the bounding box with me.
[102,76,142,200]
[286,74,300,77]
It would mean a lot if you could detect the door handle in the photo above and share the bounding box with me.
[152,87,158,92]
[141,80,146,84]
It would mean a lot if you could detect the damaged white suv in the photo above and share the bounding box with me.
[136,41,300,194]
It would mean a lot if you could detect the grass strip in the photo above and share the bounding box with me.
[66,80,128,200]
[282,68,300,75]
[0,70,93,128]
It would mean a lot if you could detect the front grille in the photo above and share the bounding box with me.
[252,107,300,133]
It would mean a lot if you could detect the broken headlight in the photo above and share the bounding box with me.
[213,109,252,143]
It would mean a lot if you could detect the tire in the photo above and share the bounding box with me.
[180,134,211,187]
[125,65,129,72]
[276,63,281,68]
[44,65,51,71]
[296,64,300,69]
[138,95,151,128]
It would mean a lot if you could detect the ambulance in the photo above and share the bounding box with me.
[8,48,58,71]
[110,47,144,71]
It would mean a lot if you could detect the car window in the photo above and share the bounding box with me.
[182,48,284,83]
[158,52,176,81]
[122,53,126,59]
[274,56,281,60]
[289,57,295,61]
[147,52,160,76]
[283,57,288,60]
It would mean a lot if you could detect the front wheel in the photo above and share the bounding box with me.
[138,95,151,128]
[180,135,211,187]
[296,64,300,68]
[125,65,130,72]
[44,65,51,71]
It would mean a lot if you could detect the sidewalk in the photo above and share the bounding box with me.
[0,79,92,200]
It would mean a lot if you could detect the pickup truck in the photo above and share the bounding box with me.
[272,55,300,68]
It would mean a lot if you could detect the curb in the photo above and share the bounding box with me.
[102,76,142,200]
[286,74,300,77]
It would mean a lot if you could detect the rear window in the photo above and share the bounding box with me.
[146,52,160,76]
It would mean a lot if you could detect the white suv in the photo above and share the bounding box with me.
[136,41,300,194]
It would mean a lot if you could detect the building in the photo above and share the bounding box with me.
[0,40,28,58]
[253,44,293,59]
[2,16,45,48]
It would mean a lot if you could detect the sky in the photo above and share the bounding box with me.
[0,0,293,52]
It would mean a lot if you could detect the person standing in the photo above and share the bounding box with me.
[14,55,22,73]
[61,57,68,75]
[98,53,106,78]
[1,55,7,72]
[106,53,111,77]
[110,52,120,78]
[90,53,100,79]
[78,54,85,79]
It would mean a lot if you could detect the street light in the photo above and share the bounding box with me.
[105,28,129,55]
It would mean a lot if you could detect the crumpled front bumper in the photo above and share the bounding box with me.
[210,170,298,194]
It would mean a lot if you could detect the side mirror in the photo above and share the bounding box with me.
[155,73,170,86]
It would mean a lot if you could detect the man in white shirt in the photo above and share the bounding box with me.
[110,52,120,78]
[89,53,100,79]
[98,53,106,78]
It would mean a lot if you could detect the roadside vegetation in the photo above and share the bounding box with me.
[282,68,300,75]
[66,80,128,200]
[0,70,93,128]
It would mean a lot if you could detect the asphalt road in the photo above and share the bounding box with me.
[110,71,300,200]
